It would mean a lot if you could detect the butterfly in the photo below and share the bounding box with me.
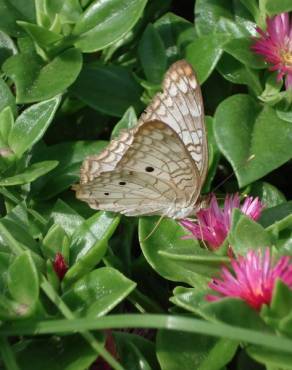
[74,60,208,219]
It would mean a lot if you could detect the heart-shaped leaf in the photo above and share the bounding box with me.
[214,94,292,187]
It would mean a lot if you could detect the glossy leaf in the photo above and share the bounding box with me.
[217,53,262,95]
[42,224,70,260]
[0,0,35,36]
[73,0,147,52]
[154,12,196,64]
[62,267,136,317]
[138,24,167,84]
[50,200,84,237]
[214,94,292,187]
[0,30,17,65]
[3,48,82,103]
[114,332,159,370]
[31,140,107,199]
[8,96,61,157]
[17,21,63,49]
[0,161,58,186]
[7,251,39,310]
[265,0,292,16]
[186,34,230,83]
[249,182,286,208]
[259,202,292,229]
[111,106,137,139]
[157,330,237,370]
[16,336,97,370]
[71,63,143,117]
[0,78,16,115]
[139,217,225,286]
[0,106,14,144]
[229,210,271,255]
[223,37,266,69]
[247,346,292,370]
[195,0,256,38]
[63,211,120,284]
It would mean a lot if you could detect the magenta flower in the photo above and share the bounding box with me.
[207,249,292,310]
[180,193,263,250]
[251,12,292,89]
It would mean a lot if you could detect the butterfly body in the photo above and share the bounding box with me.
[74,60,208,219]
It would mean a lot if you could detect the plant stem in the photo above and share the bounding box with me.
[40,277,125,370]
[0,337,20,370]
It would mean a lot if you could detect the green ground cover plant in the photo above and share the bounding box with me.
[0,1,291,369]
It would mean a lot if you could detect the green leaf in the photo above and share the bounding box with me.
[31,140,107,199]
[0,202,39,256]
[7,251,39,310]
[8,96,61,157]
[70,63,143,117]
[0,106,14,144]
[138,24,166,84]
[0,0,35,37]
[0,294,28,320]
[114,332,159,370]
[0,30,16,65]
[223,37,266,69]
[265,213,292,253]
[261,280,292,332]
[248,182,286,209]
[217,53,262,95]
[63,211,120,284]
[186,34,229,84]
[0,78,16,116]
[247,346,292,370]
[203,116,221,192]
[259,202,292,229]
[214,94,292,187]
[265,0,292,16]
[50,199,84,237]
[17,21,63,49]
[16,336,97,370]
[3,48,82,103]
[139,217,223,286]
[0,161,58,186]
[111,106,137,139]
[195,0,256,38]
[157,330,237,370]
[154,12,196,64]
[73,0,147,52]
[42,224,70,260]
[229,209,271,255]
[46,0,83,24]
[62,267,136,317]
[203,298,267,330]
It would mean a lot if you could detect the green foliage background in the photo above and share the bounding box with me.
[0,1,291,369]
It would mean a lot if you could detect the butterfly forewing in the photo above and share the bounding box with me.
[138,60,208,183]
[75,60,208,219]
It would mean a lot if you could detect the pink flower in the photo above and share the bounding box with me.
[180,193,263,250]
[207,249,292,310]
[251,12,292,89]
[53,252,68,281]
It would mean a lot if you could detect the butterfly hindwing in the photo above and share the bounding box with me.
[75,120,200,217]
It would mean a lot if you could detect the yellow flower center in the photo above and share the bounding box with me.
[281,50,292,67]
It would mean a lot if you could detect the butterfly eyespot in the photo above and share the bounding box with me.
[104,192,109,196]
[145,166,154,172]
[119,181,126,185]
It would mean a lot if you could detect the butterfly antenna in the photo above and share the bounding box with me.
[142,214,165,242]
[212,154,255,193]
